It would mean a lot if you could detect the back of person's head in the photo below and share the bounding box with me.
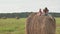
[39,9,41,12]
[43,7,49,13]
[44,7,49,11]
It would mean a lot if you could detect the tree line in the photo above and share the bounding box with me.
[0,12,60,18]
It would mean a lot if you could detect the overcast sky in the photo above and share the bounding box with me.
[0,0,60,13]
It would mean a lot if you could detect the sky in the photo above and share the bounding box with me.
[0,0,60,13]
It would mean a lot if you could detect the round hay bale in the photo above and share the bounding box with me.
[2,17,7,19]
[26,13,56,34]
[16,17,20,19]
[26,13,37,24]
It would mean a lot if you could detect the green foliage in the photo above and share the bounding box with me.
[0,12,60,18]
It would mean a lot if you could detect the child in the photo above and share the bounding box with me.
[43,7,49,16]
[43,7,54,19]
[37,9,42,16]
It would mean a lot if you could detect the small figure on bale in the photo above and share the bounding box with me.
[37,9,42,16]
[43,7,54,19]
[43,7,49,16]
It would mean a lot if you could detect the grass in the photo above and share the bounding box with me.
[0,18,60,34]
[55,17,60,34]
[0,18,26,34]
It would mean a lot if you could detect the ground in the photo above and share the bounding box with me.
[0,18,60,34]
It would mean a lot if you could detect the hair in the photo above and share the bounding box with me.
[43,7,49,13]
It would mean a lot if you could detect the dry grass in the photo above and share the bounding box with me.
[26,13,56,34]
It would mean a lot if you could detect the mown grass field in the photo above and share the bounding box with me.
[0,18,60,34]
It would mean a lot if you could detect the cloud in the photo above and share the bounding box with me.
[0,0,60,13]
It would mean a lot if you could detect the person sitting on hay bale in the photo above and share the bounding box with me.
[43,7,49,16]
[37,7,49,16]
[37,7,54,19]
[37,9,42,16]
[43,7,55,20]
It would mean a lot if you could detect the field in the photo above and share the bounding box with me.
[0,18,60,34]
